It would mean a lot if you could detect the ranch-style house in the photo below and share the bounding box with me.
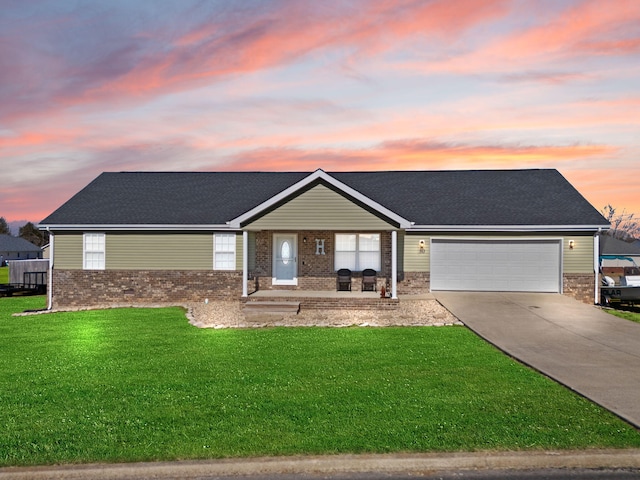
[39,168,609,310]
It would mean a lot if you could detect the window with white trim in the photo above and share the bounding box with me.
[214,233,236,270]
[335,233,380,271]
[83,233,105,270]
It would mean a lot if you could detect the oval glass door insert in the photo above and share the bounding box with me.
[281,241,291,265]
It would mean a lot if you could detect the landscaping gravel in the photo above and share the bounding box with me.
[188,297,462,329]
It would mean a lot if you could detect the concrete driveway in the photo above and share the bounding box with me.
[434,292,640,429]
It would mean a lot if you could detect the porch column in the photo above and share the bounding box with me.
[391,230,398,299]
[47,230,54,310]
[242,230,248,298]
[593,230,600,305]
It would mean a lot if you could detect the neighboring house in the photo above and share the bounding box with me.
[0,234,42,265]
[600,234,640,281]
[39,168,609,308]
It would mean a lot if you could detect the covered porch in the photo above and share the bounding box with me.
[239,230,401,300]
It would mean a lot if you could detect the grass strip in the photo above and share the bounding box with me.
[1,295,639,466]
[605,307,640,323]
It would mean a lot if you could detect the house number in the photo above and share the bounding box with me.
[315,239,325,255]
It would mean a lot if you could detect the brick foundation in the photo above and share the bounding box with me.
[52,270,242,308]
[563,273,596,304]
[52,268,597,309]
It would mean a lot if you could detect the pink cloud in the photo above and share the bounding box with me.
[1,0,510,124]
[408,0,640,75]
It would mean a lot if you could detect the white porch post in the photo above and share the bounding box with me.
[47,230,54,310]
[391,230,398,299]
[594,230,600,305]
[242,230,248,298]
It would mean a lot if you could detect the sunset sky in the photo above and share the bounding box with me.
[1,0,639,225]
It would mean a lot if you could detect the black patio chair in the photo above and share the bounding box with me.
[361,268,377,292]
[336,268,352,291]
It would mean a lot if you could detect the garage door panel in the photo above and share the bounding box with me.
[431,239,561,293]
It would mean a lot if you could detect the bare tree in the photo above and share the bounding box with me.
[601,205,640,240]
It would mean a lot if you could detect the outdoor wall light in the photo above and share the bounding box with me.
[419,239,426,253]
[303,237,307,243]
[568,240,575,249]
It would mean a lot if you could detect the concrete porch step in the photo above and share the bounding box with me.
[242,301,301,315]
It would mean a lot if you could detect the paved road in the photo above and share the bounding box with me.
[434,292,640,428]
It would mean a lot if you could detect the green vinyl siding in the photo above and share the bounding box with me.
[246,184,393,231]
[235,233,243,270]
[53,233,83,269]
[563,236,594,273]
[403,232,430,272]
[106,233,214,270]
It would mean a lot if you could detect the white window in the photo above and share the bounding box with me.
[214,233,236,270]
[335,233,380,271]
[83,233,105,270]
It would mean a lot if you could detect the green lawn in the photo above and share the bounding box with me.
[605,306,640,323]
[1,295,640,467]
[0,266,7,284]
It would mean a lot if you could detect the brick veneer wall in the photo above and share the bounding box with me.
[563,273,596,304]
[52,270,242,308]
[397,272,430,294]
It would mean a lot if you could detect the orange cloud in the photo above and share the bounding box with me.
[222,140,616,173]
[565,166,640,216]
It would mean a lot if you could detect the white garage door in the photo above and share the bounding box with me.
[431,239,561,292]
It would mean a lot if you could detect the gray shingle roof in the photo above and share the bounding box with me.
[40,169,608,228]
[600,235,640,256]
[41,172,308,225]
[0,234,42,252]
[332,169,606,226]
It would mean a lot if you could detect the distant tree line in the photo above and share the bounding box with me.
[0,217,50,247]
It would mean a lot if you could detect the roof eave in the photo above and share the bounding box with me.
[38,224,237,231]
[407,224,611,233]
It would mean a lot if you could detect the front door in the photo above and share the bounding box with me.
[273,234,297,285]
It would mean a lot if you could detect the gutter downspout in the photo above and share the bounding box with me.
[47,229,54,310]
[594,229,601,305]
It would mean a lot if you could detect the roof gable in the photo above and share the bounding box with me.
[229,169,411,229]
[243,183,399,230]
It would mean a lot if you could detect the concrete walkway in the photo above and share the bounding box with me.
[434,292,640,429]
